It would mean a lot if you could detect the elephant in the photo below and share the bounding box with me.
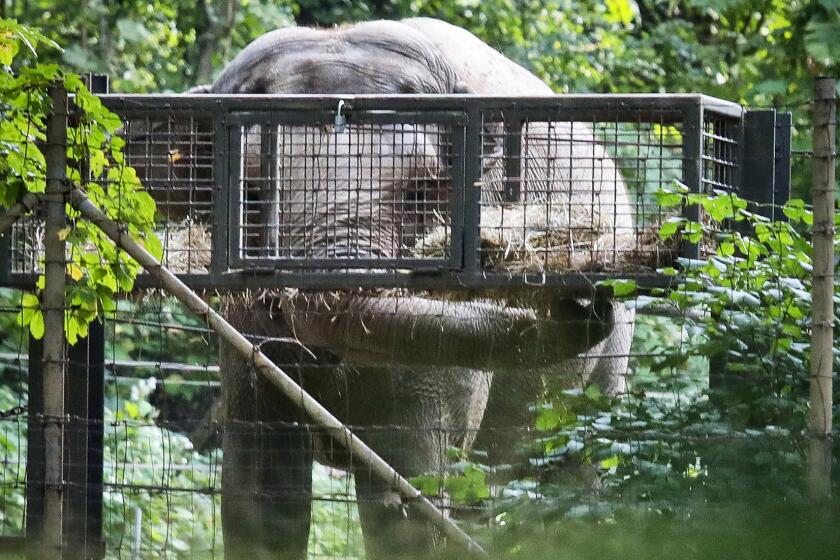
[398,18,636,461]
[160,17,635,560]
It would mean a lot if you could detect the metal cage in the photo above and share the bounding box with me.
[0,94,791,293]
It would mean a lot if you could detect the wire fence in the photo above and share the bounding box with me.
[0,86,836,560]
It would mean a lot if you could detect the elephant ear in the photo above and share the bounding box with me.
[185,84,213,94]
[453,80,472,94]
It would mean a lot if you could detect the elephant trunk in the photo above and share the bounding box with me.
[280,292,614,370]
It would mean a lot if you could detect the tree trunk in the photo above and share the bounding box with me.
[194,0,241,85]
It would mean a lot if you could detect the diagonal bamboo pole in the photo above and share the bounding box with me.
[0,192,41,237]
[67,188,487,557]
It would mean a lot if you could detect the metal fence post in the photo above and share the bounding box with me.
[808,76,836,500]
[680,102,703,260]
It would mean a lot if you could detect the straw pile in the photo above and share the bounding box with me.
[161,219,212,273]
[416,204,678,274]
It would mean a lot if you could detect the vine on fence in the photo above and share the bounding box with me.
[531,186,835,506]
[1,19,160,344]
[418,184,837,521]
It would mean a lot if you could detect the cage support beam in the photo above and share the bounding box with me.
[774,112,793,220]
[680,103,703,260]
[64,320,105,558]
[808,77,835,501]
[742,110,777,220]
[68,188,487,557]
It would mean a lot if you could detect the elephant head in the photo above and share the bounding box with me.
[207,19,618,370]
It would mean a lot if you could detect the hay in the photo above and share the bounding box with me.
[18,217,214,278]
[416,204,678,274]
[161,219,212,274]
[21,208,677,282]
[158,206,678,278]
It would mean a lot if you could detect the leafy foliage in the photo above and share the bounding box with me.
[0,18,161,344]
[512,188,839,515]
[3,0,295,91]
[414,188,838,544]
[651,187,829,430]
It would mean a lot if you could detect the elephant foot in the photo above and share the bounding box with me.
[356,481,442,560]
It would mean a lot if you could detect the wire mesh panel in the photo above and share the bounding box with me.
[0,89,819,560]
[100,297,222,557]
[6,216,43,277]
[699,111,742,257]
[472,112,684,276]
[3,110,218,280]
[121,112,217,275]
[99,295,377,559]
[702,113,740,195]
[229,112,460,269]
[0,296,28,542]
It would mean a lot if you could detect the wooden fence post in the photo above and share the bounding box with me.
[40,83,68,557]
[808,76,836,500]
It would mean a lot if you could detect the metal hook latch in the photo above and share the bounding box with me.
[334,99,347,133]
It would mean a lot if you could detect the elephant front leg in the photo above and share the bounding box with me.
[218,302,320,560]
[346,367,491,559]
[221,408,314,559]
[353,428,444,560]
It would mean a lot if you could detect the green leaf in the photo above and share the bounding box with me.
[600,454,620,470]
[65,313,79,345]
[410,474,443,497]
[536,405,567,431]
[659,218,685,240]
[604,0,638,26]
[16,294,38,328]
[599,278,637,297]
[21,292,39,309]
[684,221,703,243]
[0,29,20,66]
[584,384,604,401]
[444,465,490,504]
[29,310,44,339]
[89,150,108,177]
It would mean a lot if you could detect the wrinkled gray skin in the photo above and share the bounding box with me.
[202,18,633,560]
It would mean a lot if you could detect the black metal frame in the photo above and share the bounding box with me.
[0,93,791,294]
